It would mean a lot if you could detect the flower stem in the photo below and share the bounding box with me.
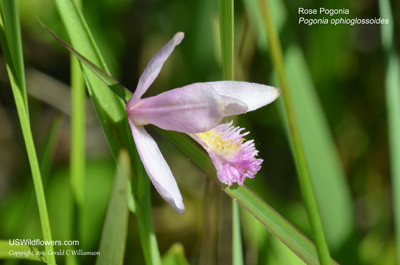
[258,0,331,264]
[218,1,244,264]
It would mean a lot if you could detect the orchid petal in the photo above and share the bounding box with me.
[129,120,185,214]
[220,95,248,116]
[128,83,226,133]
[205,81,281,113]
[127,32,184,108]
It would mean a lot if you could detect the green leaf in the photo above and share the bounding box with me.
[0,240,47,263]
[162,244,190,265]
[256,0,331,263]
[158,129,338,265]
[0,0,27,109]
[54,0,134,160]
[379,0,400,260]
[244,0,352,251]
[218,0,234,80]
[96,150,130,265]
[0,2,56,264]
[42,23,131,103]
[53,2,161,264]
[282,46,353,250]
[217,1,244,264]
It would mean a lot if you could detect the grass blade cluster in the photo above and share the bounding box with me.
[0,1,56,263]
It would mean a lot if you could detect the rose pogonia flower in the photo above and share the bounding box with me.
[126,32,280,214]
[192,121,262,186]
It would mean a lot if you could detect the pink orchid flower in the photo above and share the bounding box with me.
[126,32,280,214]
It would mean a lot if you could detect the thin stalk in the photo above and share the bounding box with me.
[68,2,84,264]
[258,0,331,264]
[378,0,400,263]
[218,0,234,80]
[134,180,162,265]
[232,201,244,265]
[218,0,244,264]
[70,56,85,211]
[70,0,85,211]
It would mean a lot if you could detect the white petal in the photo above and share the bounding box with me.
[129,120,185,214]
[220,95,248,116]
[127,32,184,108]
[206,81,281,113]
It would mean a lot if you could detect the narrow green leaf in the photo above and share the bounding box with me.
[282,46,353,250]
[0,240,47,263]
[0,2,56,264]
[96,150,130,265]
[242,0,287,50]
[218,0,234,80]
[158,129,338,265]
[53,2,161,264]
[0,0,27,109]
[162,244,190,265]
[257,0,331,263]
[54,0,134,160]
[243,0,352,250]
[217,1,244,264]
[132,177,162,265]
[70,54,86,211]
[42,23,131,103]
[232,201,244,265]
[379,0,400,262]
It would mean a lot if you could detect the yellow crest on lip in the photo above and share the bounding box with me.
[195,129,243,159]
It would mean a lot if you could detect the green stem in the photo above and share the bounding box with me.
[218,0,234,80]
[218,0,244,264]
[70,0,85,210]
[378,0,400,263]
[70,55,85,210]
[258,0,331,264]
[232,201,244,265]
[134,180,162,265]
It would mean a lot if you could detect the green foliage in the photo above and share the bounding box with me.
[96,150,130,265]
[0,1,56,264]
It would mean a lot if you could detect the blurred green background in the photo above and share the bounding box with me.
[0,0,398,264]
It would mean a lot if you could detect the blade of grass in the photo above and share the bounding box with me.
[217,1,244,264]
[41,24,131,103]
[218,0,234,80]
[54,0,133,158]
[257,0,331,263]
[0,0,27,109]
[379,0,400,262]
[68,11,85,263]
[158,129,338,265]
[96,150,130,265]
[281,45,353,250]
[0,2,56,264]
[53,1,161,263]
[243,0,352,250]
[70,45,86,210]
